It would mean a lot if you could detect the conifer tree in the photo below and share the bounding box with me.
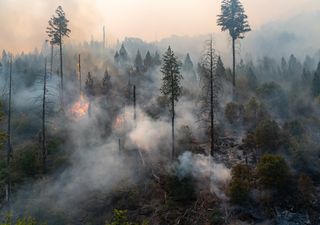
[46,6,71,109]
[144,51,153,71]
[153,51,162,66]
[134,50,143,73]
[217,0,251,98]
[160,47,183,159]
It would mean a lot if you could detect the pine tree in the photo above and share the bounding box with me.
[217,0,251,98]
[119,44,129,65]
[183,53,194,71]
[46,6,71,109]
[114,51,120,65]
[85,72,94,97]
[134,50,143,73]
[102,69,112,95]
[160,47,183,159]
[153,51,162,66]
[144,51,153,71]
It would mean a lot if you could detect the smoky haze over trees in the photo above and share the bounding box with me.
[0,1,320,225]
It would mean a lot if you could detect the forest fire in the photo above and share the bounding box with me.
[69,94,89,119]
[113,115,125,130]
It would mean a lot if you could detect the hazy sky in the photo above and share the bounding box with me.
[0,0,319,53]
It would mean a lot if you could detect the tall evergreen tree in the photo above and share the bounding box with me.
[217,0,251,98]
[114,51,120,65]
[119,44,129,65]
[153,51,162,66]
[160,47,183,159]
[46,6,71,109]
[183,53,197,81]
[134,50,143,73]
[183,53,194,71]
[85,72,94,97]
[102,69,112,95]
[144,51,153,71]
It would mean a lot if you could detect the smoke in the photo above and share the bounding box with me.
[175,152,230,200]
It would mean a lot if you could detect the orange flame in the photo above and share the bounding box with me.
[69,94,89,119]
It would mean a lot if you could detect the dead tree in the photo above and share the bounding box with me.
[6,57,12,204]
[198,38,225,156]
[42,58,48,173]
[132,85,145,165]
[78,54,82,94]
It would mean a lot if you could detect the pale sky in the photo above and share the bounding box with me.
[0,0,319,53]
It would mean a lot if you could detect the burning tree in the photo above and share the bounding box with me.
[160,46,183,159]
[46,6,71,109]
[217,0,250,98]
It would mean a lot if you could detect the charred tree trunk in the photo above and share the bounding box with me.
[133,85,136,122]
[6,57,12,205]
[78,54,82,95]
[232,37,236,100]
[59,34,64,109]
[42,58,47,173]
[171,76,175,160]
[210,39,214,157]
[133,85,145,165]
[50,43,53,79]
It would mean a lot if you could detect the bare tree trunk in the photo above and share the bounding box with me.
[171,77,175,160]
[42,58,47,173]
[133,85,136,122]
[50,43,53,79]
[232,38,236,100]
[103,26,106,49]
[210,39,214,157]
[78,54,82,95]
[6,57,12,205]
[59,34,64,110]
[133,85,145,165]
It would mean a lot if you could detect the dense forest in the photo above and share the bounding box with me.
[0,1,320,225]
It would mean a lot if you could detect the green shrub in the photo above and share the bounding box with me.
[255,119,281,151]
[106,209,135,225]
[228,164,252,205]
[257,154,290,191]
[1,214,44,225]
[229,178,250,205]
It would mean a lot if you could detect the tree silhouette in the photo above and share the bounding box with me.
[46,6,71,109]
[198,39,225,156]
[160,47,183,159]
[217,0,250,99]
